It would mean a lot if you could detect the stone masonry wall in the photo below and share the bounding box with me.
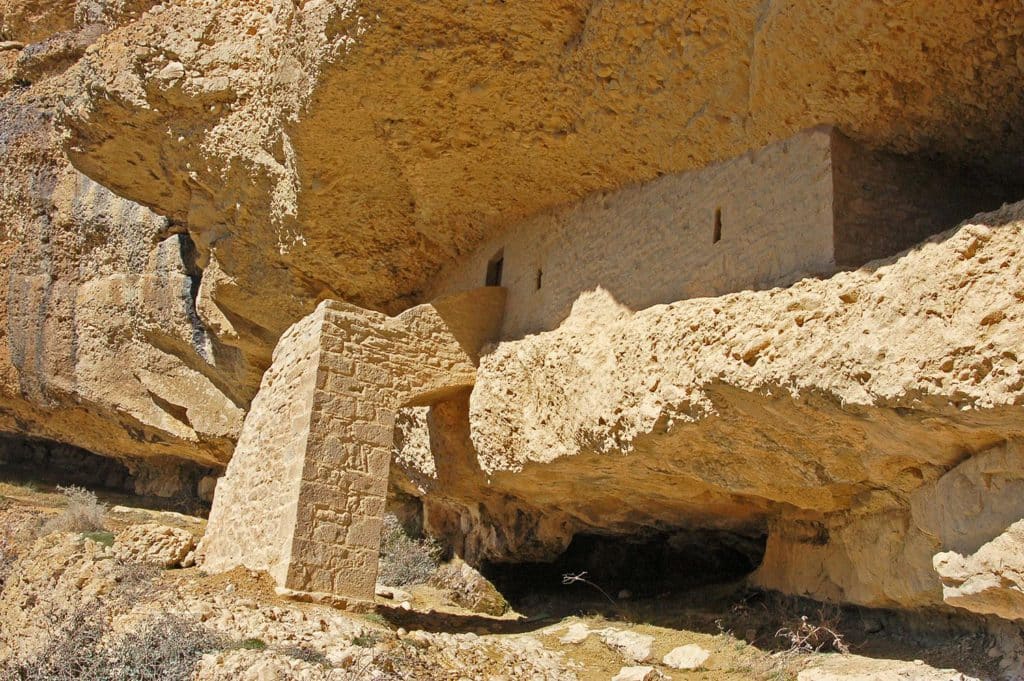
[430,127,837,339]
[284,304,404,599]
[430,127,1016,341]
[201,290,505,601]
[199,307,325,585]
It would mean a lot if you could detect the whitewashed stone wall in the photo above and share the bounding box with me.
[431,127,1009,339]
[432,127,837,338]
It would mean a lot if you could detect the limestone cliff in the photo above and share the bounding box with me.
[0,1,247,494]
[2,0,1024,617]
[59,0,1024,361]
[393,204,1024,610]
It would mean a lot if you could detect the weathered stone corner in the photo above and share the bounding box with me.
[198,287,506,602]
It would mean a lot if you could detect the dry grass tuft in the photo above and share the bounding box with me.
[39,485,106,536]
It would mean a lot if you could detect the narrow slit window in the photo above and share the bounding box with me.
[535,268,543,290]
[485,249,504,286]
[713,207,722,243]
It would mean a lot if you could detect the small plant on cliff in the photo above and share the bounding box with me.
[39,485,106,535]
[378,513,442,586]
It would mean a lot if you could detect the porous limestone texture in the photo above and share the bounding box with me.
[112,522,197,568]
[433,127,1013,338]
[4,0,1024,621]
[0,0,248,492]
[391,202,1024,610]
[200,289,504,601]
[5,0,1024,500]
[0,532,123,662]
[58,0,1024,352]
[934,520,1024,622]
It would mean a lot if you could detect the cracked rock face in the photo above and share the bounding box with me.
[4,0,1024,618]
[1,0,247,490]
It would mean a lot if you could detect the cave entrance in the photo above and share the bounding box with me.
[483,528,766,608]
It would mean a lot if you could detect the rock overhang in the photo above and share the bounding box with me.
[57,0,1024,320]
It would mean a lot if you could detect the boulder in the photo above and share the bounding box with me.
[113,523,197,568]
[663,644,711,670]
[934,519,1024,621]
[611,666,657,681]
[429,557,509,616]
[599,629,654,663]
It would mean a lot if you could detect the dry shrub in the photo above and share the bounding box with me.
[98,614,227,681]
[40,485,106,535]
[1,611,225,681]
[378,513,442,586]
[776,608,850,655]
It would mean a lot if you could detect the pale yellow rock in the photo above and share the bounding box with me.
[934,519,1024,622]
[0,0,247,487]
[200,290,505,602]
[663,644,711,670]
[433,202,1024,609]
[611,666,657,681]
[798,655,980,681]
[60,0,1024,337]
[428,556,509,616]
[113,522,197,568]
[0,533,120,662]
[559,623,592,645]
[599,629,654,663]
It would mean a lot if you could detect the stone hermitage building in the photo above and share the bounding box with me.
[199,126,1011,602]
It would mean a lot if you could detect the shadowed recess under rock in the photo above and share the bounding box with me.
[484,529,767,605]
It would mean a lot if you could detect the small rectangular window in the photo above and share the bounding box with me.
[485,249,504,286]
[713,207,722,243]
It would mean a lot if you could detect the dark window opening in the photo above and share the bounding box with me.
[535,268,543,290]
[713,207,722,243]
[485,250,504,287]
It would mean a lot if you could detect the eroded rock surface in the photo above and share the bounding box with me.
[0,0,251,492]
[428,557,509,616]
[934,520,1024,622]
[3,0,1024,623]
[388,203,1024,610]
[60,0,1024,344]
[113,522,197,568]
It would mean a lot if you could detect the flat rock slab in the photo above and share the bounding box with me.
[663,643,711,669]
[611,666,657,681]
[798,655,980,681]
[600,629,654,663]
[559,622,591,644]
